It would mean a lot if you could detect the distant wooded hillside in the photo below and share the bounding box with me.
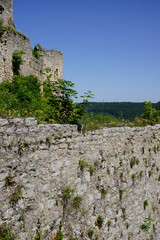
[86,102,160,120]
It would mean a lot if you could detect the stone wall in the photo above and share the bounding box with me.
[0,29,43,82]
[35,45,63,81]
[0,29,63,83]
[0,118,160,240]
[0,0,14,28]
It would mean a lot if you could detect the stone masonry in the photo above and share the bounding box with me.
[0,118,160,240]
[0,0,63,83]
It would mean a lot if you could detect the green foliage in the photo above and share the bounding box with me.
[9,185,23,204]
[87,102,146,120]
[79,160,87,170]
[144,200,149,210]
[130,160,135,168]
[32,47,40,60]
[53,230,64,240]
[87,164,94,176]
[95,215,104,229]
[0,20,5,37]
[19,210,25,222]
[2,25,29,39]
[107,220,112,228]
[34,219,41,240]
[0,225,16,240]
[140,217,154,232]
[46,137,52,147]
[12,51,25,75]
[62,186,74,203]
[80,112,119,131]
[132,174,136,183]
[72,195,82,209]
[87,229,94,239]
[0,75,93,125]
[43,79,93,124]
[119,189,124,202]
[86,101,160,124]
[101,188,107,198]
[0,75,44,118]
[141,101,160,121]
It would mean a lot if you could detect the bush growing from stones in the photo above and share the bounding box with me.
[53,230,64,240]
[95,215,104,229]
[72,195,82,209]
[87,229,94,239]
[62,186,74,204]
[79,160,87,171]
[0,225,16,240]
[0,20,4,37]
[144,200,149,210]
[12,50,25,75]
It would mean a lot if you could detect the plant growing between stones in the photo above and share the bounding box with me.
[46,137,52,147]
[32,47,40,60]
[0,225,16,240]
[148,170,152,178]
[130,160,135,168]
[144,200,149,210]
[0,20,5,37]
[139,171,143,178]
[126,222,130,229]
[101,187,107,198]
[5,175,15,186]
[87,164,94,176]
[19,210,25,222]
[132,174,136,183]
[107,220,112,229]
[87,229,94,239]
[9,185,23,204]
[121,208,126,221]
[56,199,59,206]
[152,204,157,213]
[12,50,25,75]
[140,217,154,232]
[119,189,125,202]
[95,215,104,229]
[34,218,42,240]
[79,160,87,171]
[62,186,74,202]
[72,195,82,209]
[53,230,64,240]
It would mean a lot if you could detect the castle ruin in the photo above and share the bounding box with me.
[0,0,63,83]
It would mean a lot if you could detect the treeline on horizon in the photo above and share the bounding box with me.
[86,102,160,120]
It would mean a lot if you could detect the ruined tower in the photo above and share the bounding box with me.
[0,0,15,27]
[0,0,63,83]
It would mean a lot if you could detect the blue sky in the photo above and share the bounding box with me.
[13,0,160,102]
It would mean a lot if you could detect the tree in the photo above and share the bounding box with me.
[140,101,159,121]
[43,78,94,123]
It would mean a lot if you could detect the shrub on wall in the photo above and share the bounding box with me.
[0,73,94,124]
[12,50,25,75]
[0,20,4,37]
[32,47,40,60]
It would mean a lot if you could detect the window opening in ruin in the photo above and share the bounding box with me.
[0,5,4,14]
[54,69,58,78]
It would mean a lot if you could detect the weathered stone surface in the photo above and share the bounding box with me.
[0,118,160,239]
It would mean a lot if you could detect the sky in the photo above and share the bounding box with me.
[13,0,160,103]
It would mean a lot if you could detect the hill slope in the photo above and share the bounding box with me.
[86,102,160,120]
